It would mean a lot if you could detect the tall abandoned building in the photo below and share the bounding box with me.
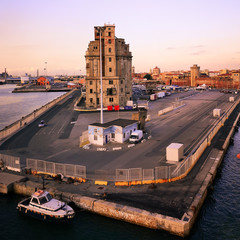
[85,24,132,108]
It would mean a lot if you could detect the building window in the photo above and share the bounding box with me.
[109,97,114,102]
[94,135,98,141]
[90,98,93,103]
[108,39,111,44]
[94,129,97,133]
[108,32,111,37]
[108,28,111,30]
[111,133,115,139]
[121,80,123,84]
[107,88,116,95]
[109,67,112,72]
[123,133,125,138]
[90,80,93,85]
[109,80,113,84]
[121,88,123,93]
[109,57,112,62]
[109,48,111,53]
[90,89,93,93]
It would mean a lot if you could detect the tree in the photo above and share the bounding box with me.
[144,73,153,80]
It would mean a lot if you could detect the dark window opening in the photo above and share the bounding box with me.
[90,80,93,85]
[108,39,111,44]
[90,98,93,103]
[108,32,111,37]
[109,48,111,53]
[107,88,116,95]
[109,67,112,72]
[109,57,112,62]
[109,80,113,84]
[90,89,93,93]
[109,97,114,102]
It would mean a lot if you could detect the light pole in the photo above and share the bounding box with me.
[97,27,104,124]
[44,62,47,77]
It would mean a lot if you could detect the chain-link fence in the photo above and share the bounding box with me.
[0,153,21,172]
[26,158,86,179]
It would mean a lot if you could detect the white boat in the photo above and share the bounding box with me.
[17,190,75,221]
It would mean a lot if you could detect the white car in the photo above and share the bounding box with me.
[38,120,47,128]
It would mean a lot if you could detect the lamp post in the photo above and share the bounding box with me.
[97,27,104,124]
[44,62,47,77]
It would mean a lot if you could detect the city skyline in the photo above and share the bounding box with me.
[1,0,240,76]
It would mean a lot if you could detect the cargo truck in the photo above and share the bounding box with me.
[129,130,143,143]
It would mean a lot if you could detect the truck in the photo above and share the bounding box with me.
[150,94,157,101]
[156,92,165,98]
[126,100,137,109]
[129,130,143,143]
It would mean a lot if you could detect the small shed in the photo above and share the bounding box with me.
[88,119,138,146]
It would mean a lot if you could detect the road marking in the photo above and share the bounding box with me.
[45,149,70,160]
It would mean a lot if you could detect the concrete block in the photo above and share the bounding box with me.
[213,108,221,117]
[166,143,184,162]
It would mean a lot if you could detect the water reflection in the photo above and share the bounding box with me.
[0,85,65,130]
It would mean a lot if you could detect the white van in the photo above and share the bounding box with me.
[129,130,143,143]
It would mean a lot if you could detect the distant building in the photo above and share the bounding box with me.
[88,119,138,145]
[85,24,132,108]
[21,75,30,84]
[190,64,200,87]
[152,66,161,80]
[37,76,51,85]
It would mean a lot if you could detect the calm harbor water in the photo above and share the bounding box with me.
[0,85,240,239]
[0,84,65,130]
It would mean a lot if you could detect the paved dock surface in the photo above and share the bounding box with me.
[0,90,239,220]
[0,172,26,194]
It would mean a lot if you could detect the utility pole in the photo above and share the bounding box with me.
[96,27,104,124]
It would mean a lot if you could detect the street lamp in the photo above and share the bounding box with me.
[97,27,104,124]
[44,62,47,77]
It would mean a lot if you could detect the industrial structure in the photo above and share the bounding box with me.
[85,24,132,108]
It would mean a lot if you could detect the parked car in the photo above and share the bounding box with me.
[38,120,47,128]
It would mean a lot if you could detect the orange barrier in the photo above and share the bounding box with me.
[129,180,142,186]
[115,181,129,186]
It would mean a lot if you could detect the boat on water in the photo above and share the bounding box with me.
[17,189,75,221]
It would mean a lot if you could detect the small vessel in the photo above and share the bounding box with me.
[17,189,75,221]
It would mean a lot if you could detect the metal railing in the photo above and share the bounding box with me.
[0,153,21,172]
[26,158,86,179]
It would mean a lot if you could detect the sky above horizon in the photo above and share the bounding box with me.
[1,0,240,76]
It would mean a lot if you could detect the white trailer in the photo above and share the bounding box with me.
[156,92,165,98]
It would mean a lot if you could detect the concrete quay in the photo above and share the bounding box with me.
[1,90,240,237]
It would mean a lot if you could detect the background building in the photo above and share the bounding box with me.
[85,24,132,108]
[190,64,200,86]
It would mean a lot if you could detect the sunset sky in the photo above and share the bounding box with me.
[1,0,240,76]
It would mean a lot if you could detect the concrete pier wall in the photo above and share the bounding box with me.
[0,89,76,142]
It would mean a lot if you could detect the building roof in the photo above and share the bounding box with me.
[89,118,137,128]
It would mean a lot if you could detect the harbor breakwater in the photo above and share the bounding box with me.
[0,89,76,142]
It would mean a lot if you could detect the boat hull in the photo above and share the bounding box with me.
[17,205,75,222]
